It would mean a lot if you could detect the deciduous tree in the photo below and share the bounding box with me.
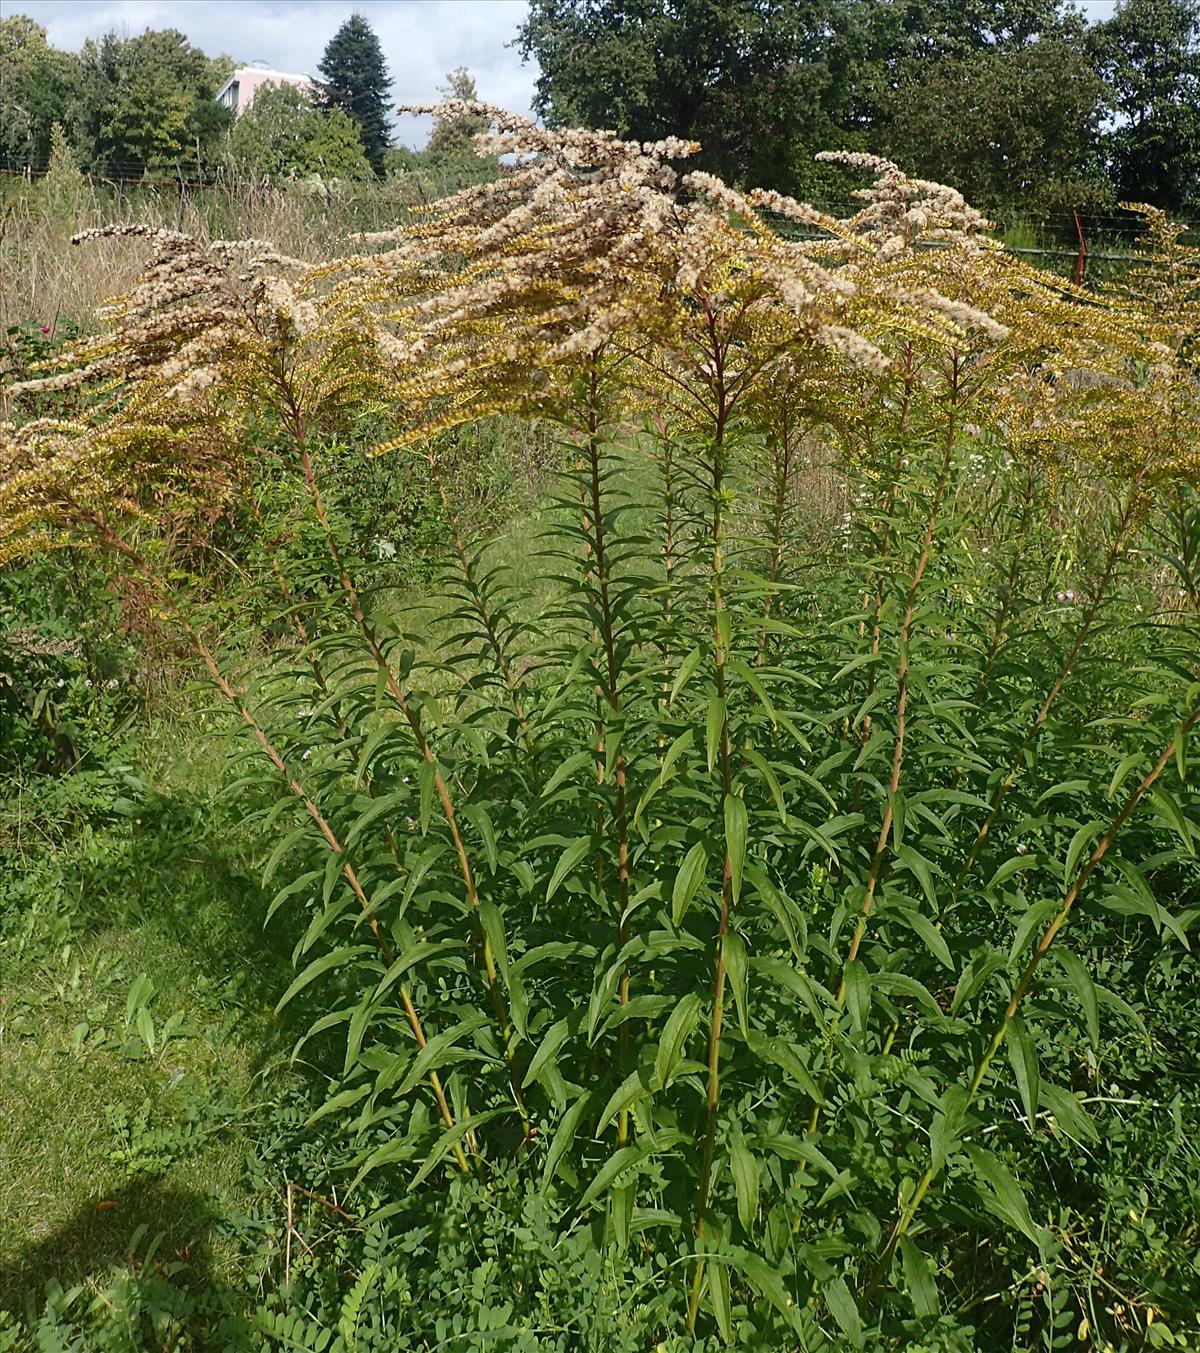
[0,17,80,170]
[1091,0,1200,211]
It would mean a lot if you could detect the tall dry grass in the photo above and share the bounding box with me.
[0,163,481,333]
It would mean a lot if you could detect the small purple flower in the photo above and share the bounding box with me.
[40,326,51,334]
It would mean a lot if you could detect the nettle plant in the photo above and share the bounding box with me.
[3,109,1199,1347]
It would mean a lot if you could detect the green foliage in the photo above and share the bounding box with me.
[0,551,138,774]
[3,116,1200,1353]
[517,0,846,191]
[0,16,79,170]
[229,83,371,182]
[69,27,232,175]
[518,0,1200,208]
[426,68,491,160]
[1090,0,1200,212]
[317,15,392,178]
[881,37,1111,210]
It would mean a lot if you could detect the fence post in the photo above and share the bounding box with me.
[1073,209,1087,286]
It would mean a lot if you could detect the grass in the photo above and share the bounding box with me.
[0,723,303,1315]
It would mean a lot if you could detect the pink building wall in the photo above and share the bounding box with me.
[216,68,314,118]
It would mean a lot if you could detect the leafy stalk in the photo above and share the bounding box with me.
[688,303,737,1335]
[81,506,467,1169]
[285,403,528,1125]
[879,695,1200,1269]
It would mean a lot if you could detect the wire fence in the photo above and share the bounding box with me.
[5,156,1196,278]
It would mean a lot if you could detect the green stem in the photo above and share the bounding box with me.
[688,303,735,1335]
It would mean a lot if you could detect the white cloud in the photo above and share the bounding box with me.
[11,0,540,147]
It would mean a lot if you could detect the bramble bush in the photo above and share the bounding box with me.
[2,107,1198,1349]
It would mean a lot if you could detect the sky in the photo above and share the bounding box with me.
[9,0,1124,149]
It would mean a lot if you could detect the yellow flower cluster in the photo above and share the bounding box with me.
[2,108,1197,564]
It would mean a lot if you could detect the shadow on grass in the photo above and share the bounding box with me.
[0,1177,249,1324]
[29,781,323,1064]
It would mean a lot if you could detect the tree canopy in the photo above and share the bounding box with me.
[70,28,232,174]
[517,0,1200,210]
[228,82,371,181]
[316,13,392,177]
[1,3,1197,212]
[1090,0,1200,212]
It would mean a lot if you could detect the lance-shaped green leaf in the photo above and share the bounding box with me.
[478,899,510,986]
[724,931,750,1038]
[670,646,704,704]
[408,1106,516,1190]
[844,958,871,1037]
[898,1235,940,1317]
[655,992,702,1089]
[724,793,748,905]
[672,842,708,927]
[1055,949,1099,1050]
[386,1013,491,1097]
[824,1275,864,1348]
[596,1069,649,1136]
[546,835,593,905]
[951,948,1007,1015]
[541,750,596,799]
[966,1145,1043,1247]
[706,696,727,773]
[523,1016,572,1088]
[709,1259,734,1346]
[1009,898,1060,964]
[730,1129,759,1232]
[744,1030,825,1104]
[1006,1015,1041,1127]
[541,1093,592,1192]
[276,945,376,1014]
[578,1130,686,1210]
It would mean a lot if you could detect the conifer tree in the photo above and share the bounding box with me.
[317,12,391,176]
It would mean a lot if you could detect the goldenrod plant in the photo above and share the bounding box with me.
[3,107,1198,1348]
